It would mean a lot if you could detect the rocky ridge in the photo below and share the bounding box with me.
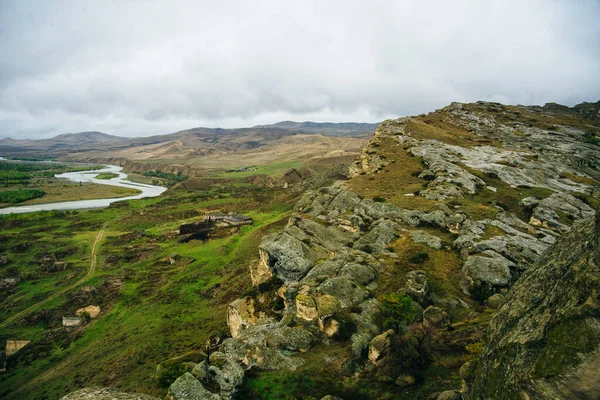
[161,101,599,399]
[59,101,600,399]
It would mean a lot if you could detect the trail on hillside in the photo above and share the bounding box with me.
[0,226,106,329]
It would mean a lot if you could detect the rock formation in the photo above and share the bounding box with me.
[463,211,600,399]
[165,101,600,399]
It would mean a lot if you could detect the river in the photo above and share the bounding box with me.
[0,163,167,214]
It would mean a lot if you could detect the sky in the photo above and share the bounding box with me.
[1,0,599,139]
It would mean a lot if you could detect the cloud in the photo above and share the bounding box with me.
[1,0,599,138]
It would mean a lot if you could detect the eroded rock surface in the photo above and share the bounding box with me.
[464,213,600,399]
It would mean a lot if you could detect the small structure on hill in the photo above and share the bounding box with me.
[62,316,82,327]
[0,255,8,265]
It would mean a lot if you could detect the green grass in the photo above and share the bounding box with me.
[94,172,119,180]
[214,160,302,178]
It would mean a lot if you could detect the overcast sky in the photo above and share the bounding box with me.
[1,0,599,139]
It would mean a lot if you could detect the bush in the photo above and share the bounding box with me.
[0,189,45,204]
[583,132,600,146]
[378,293,417,333]
[408,252,429,264]
[156,362,187,388]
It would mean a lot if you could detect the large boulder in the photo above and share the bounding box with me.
[405,270,429,303]
[265,326,313,352]
[317,276,369,308]
[461,251,513,293]
[409,230,443,249]
[227,297,268,338]
[258,233,318,282]
[423,306,450,329]
[353,219,401,254]
[166,373,220,400]
[368,329,394,365]
[464,213,600,399]
[296,295,318,321]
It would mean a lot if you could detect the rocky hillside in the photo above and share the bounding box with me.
[59,100,600,399]
[463,210,600,399]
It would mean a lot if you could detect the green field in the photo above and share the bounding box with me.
[0,174,296,399]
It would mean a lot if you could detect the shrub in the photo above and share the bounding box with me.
[156,362,187,388]
[377,293,417,333]
[408,252,429,264]
[0,189,45,204]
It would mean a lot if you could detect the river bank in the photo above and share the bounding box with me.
[0,163,166,214]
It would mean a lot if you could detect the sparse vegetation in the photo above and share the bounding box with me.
[94,172,119,180]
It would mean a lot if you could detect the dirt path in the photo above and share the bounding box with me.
[0,227,106,329]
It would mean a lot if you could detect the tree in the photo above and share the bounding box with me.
[378,293,417,333]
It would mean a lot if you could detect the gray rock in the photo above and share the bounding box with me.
[405,270,429,303]
[410,230,443,249]
[318,276,369,308]
[395,374,416,387]
[259,232,317,282]
[166,373,220,400]
[265,326,313,352]
[353,219,400,254]
[461,251,513,291]
[338,262,377,285]
[423,306,450,328]
[485,293,504,309]
[437,390,461,400]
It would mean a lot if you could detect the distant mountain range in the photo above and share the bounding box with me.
[0,121,379,156]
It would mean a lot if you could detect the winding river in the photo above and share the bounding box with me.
[0,163,167,215]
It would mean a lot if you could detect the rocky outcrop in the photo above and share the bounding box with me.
[226,297,270,338]
[422,306,450,329]
[162,101,599,399]
[76,305,101,319]
[368,329,394,365]
[464,212,600,399]
[166,372,220,400]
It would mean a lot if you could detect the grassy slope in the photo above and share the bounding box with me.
[0,177,296,399]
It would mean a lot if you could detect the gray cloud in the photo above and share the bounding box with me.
[1,0,599,138]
